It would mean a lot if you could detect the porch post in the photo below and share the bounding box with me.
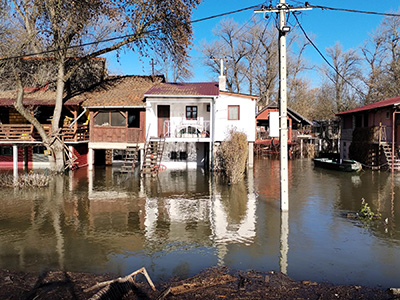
[88,148,94,171]
[210,98,215,170]
[13,144,18,179]
[23,147,29,171]
[300,139,303,158]
[392,111,395,173]
[248,142,254,168]
[139,148,144,170]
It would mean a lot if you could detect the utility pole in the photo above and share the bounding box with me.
[211,57,232,91]
[149,58,157,76]
[255,2,311,211]
[210,57,232,76]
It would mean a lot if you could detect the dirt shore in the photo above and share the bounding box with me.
[0,267,397,299]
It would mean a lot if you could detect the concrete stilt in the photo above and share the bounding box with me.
[13,145,18,179]
[88,148,94,171]
[23,147,29,171]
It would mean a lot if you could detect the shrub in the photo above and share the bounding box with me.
[217,129,248,184]
[0,173,50,188]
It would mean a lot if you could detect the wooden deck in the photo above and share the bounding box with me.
[0,124,89,142]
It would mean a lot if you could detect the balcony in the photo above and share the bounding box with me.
[0,124,89,143]
[163,120,210,139]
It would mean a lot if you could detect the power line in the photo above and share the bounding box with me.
[310,4,400,18]
[191,5,260,24]
[0,4,261,61]
[292,13,365,97]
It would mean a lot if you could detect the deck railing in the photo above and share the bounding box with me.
[0,124,89,142]
[163,120,210,138]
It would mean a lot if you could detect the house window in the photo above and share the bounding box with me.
[127,109,140,128]
[186,106,197,120]
[33,146,46,154]
[110,111,125,126]
[94,110,126,127]
[228,105,240,120]
[94,111,109,126]
[386,111,390,119]
[0,146,12,156]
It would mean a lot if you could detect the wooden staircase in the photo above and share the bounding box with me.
[381,142,400,170]
[141,138,166,177]
[120,145,139,173]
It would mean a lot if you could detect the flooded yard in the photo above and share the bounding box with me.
[0,158,400,288]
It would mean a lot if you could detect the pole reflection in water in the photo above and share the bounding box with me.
[280,211,289,274]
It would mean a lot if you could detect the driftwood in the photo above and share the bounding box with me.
[167,274,236,296]
[85,267,156,300]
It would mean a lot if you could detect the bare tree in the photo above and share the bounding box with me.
[1,0,200,172]
[153,49,193,82]
[200,17,312,110]
[361,13,400,103]
[200,18,250,93]
[320,42,362,113]
[313,84,336,120]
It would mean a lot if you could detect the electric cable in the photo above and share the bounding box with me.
[0,4,262,61]
[292,12,366,98]
[2,3,399,61]
[310,4,400,18]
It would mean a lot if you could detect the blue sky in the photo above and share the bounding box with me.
[104,0,400,86]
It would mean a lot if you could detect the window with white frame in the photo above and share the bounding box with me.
[186,106,197,120]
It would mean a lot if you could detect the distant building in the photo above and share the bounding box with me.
[255,102,313,158]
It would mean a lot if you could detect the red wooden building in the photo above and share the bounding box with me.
[255,102,313,157]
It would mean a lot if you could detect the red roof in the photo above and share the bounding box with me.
[336,96,400,115]
[145,82,219,97]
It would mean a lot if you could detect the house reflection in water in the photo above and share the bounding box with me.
[86,167,257,268]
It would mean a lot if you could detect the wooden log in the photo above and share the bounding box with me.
[169,274,236,295]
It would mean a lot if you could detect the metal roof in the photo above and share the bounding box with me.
[336,96,400,115]
[145,82,219,97]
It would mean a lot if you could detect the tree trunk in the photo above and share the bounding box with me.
[13,58,67,173]
[50,58,67,173]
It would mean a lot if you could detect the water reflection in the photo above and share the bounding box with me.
[1,160,400,288]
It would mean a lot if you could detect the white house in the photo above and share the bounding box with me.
[144,82,256,170]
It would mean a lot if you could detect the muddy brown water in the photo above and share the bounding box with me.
[0,158,400,288]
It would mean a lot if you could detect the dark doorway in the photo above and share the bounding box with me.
[94,149,106,166]
[157,105,170,137]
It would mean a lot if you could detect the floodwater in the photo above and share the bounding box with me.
[1,158,400,288]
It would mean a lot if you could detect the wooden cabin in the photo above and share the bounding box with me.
[82,75,164,169]
[336,96,400,170]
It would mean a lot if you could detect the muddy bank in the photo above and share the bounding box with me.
[0,267,396,299]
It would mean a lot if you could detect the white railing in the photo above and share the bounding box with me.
[164,120,210,138]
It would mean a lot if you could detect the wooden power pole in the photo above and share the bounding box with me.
[255,1,311,211]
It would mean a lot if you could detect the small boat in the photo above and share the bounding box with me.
[312,158,362,172]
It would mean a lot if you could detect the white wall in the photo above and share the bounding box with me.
[214,94,256,142]
[146,98,212,138]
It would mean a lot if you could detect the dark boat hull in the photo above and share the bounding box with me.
[313,158,362,172]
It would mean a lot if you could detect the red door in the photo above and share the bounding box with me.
[157,105,170,137]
